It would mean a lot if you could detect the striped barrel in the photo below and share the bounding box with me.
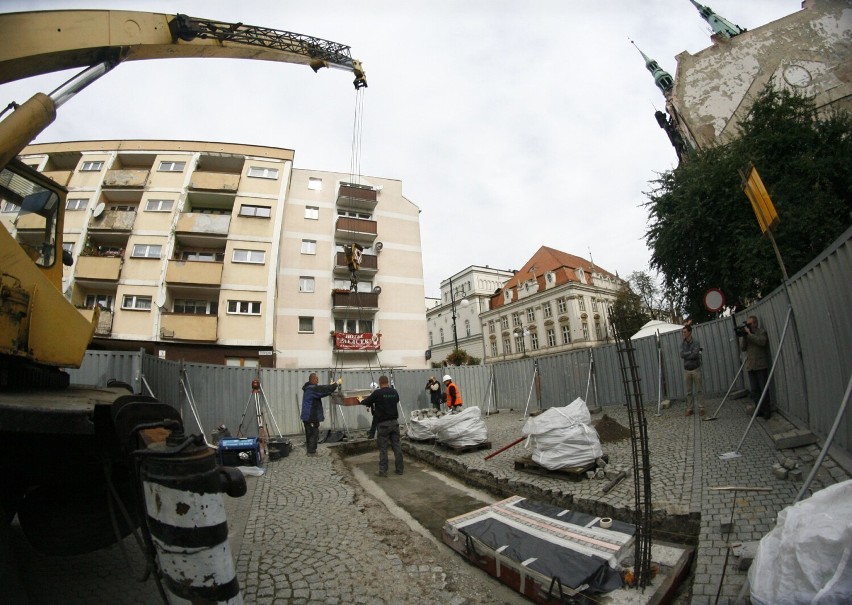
[140,441,243,604]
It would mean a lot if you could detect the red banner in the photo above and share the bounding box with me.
[334,332,381,351]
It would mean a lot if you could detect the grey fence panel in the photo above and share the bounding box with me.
[140,355,182,405]
[67,350,144,390]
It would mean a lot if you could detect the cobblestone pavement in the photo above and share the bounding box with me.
[12,396,850,604]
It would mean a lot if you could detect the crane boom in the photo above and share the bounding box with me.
[0,10,367,88]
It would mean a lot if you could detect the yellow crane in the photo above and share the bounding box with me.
[0,10,366,603]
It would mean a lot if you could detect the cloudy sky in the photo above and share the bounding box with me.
[2,0,802,297]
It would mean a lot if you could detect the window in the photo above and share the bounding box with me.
[301,240,317,255]
[591,297,598,311]
[238,205,271,218]
[334,318,372,333]
[191,206,229,215]
[595,322,602,339]
[527,308,535,322]
[1,200,17,212]
[530,332,539,350]
[232,249,265,264]
[109,204,137,212]
[547,328,556,347]
[158,161,186,172]
[582,322,590,339]
[429,332,433,347]
[122,294,152,310]
[180,250,224,262]
[500,316,509,330]
[299,277,315,293]
[562,323,572,345]
[247,166,279,179]
[174,299,216,314]
[305,206,319,220]
[465,319,471,337]
[578,297,586,312]
[131,244,162,259]
[491,341,498,357]
[439,328,444,343]
[66,198,88,211]
[227,300,261,315]
[543,302,552,318]
[307,177,322,191]
[85,294,113,310]
[511,312,521,327]
[81,161,103,171]
[146,199,174,212]
[514,334,524,353]
[226,357,259,368]
[337,209,371,220]
[488,320,495,334]
[557,297,567,314]
[503,336,512,354]
[298,316,314,333]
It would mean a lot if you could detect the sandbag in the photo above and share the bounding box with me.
[434,406,488,447]
[522,398,602,470]
[749,479,852,605]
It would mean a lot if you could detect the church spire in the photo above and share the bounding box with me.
[630,40,673,95]
[688,0,746,40]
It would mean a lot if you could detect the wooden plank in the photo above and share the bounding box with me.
[437,440,492,454]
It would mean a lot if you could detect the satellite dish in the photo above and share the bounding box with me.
[92,202,106,218]
[373,286,382,294]
[374,241,383,253]
[156,292,167,308]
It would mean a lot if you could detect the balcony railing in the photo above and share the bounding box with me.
[103,169,149,188]
[166,259,223,286]
[332,290,379,310]
[89,209,136,231]
[336,182,377,211]
[175,212,231,238]
[75,255,123,281]
[77,308,114,336]
[160,313,218,342]
[334,251,377,274]
[335,216,377,242]
[189,171,240,192]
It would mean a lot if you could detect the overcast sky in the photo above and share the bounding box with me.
[2,0,803,297]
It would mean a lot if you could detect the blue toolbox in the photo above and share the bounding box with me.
[218,437,262,467]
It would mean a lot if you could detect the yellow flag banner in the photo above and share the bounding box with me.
[741,164,779,234]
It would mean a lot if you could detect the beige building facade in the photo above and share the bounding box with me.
[8,140,428,369]
[480,247,623,362]
[667,0,851,152]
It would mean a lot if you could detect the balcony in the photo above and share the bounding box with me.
[103,169,149,188]
[335,216,377,242]
[160,313,218,342]
[78,308,114,336]
[43,170,72,186]
[332,290,379,311]
[189,171,240,192]
[174,212,231,247]
[166,259,223,287]
[334,251,377,275]
[75,255,123,282]
[89,209,136,232]
[336,182,377,211]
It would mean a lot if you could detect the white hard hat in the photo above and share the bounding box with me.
[442,375,452,382]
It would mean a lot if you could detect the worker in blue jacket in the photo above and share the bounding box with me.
[301,373,340,454]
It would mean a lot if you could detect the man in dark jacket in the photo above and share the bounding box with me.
[741,315,772,419]
[359,375,403,476]
[300,373,340,454]
[425,376,442,410]
[680,325,705,416]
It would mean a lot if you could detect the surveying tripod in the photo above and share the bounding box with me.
[237,378,283,455]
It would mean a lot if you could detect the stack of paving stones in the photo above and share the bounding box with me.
[403,400,850,604]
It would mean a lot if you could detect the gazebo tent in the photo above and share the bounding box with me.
[631,320,682,341]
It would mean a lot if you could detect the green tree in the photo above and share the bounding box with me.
[609,284,650,339]
[443,349,480,366]
[644,87,852,320]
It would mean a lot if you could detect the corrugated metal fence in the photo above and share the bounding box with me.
[68,227,852,455]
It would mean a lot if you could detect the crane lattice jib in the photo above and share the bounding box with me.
[0,10,366,88]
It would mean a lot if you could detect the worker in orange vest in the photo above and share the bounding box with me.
[442,374,462,414]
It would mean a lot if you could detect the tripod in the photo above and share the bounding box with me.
[237,378,283,455]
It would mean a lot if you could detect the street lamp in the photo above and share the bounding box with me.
[448,276,470,353]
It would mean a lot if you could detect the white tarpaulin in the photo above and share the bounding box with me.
[749,480,852,605]
[522,398,602,470]
[631,320,683,341]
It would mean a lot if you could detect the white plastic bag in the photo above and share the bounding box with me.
[522,398,602,470]
[749,479,852,605]
[434,406,488,447]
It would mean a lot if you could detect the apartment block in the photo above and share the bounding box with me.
[10,140,428,369]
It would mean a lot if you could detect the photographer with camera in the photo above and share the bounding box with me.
[680,324,705,416]
[739,315,772,419]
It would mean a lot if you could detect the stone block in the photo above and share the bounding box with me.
[660,399,671,409]
[772,465,789,479]
[788,468,803,481]
[733,541,759,571]
[773,429,818,450]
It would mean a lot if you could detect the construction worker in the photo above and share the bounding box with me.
[359,375,404,476]
[442,374,462,413]
[300,373,341,454]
